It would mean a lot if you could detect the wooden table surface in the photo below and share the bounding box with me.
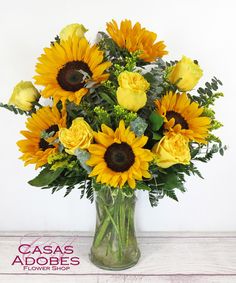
[0,232,235,282]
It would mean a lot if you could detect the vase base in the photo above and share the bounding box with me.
[89,249,140,271]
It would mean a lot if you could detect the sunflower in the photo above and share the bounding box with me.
[17,106,67,169]
[86,120,153,189]
[34,36,112,105]
[106,19,168,62]
[155,91,211,143]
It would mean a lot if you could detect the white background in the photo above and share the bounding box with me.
[0,0,235,232]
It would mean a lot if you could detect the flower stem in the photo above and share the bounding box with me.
[93,207,114,248]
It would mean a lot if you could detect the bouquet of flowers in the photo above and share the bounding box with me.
[1,20,225,270]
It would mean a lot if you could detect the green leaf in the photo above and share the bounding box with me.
[149,191,160,207]
[205,82,211,89]
[64,186,75,197]
[99,92,116,105]
[164,173,180,190]
[136,182,151,191]
[0,102,29,115]
[219,148,224,156]
[152,132,162,141]
[190,146,200,158]
[28,167,64,187]
[165,189,178,201]
[143,73,156,84]
[92,179,103,191]
[149,111,164,131]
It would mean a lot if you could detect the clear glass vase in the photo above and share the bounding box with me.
[90,186,140,270]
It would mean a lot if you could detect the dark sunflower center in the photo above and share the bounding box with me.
[104,142,135,172]
[39,124,59,151]
[166,111,189,129]
[39,139,55,151]
[57,61,92,92]
[45,125,59,135]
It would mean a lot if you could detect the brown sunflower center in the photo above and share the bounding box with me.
[39,124,59,151]
[57,61,92,92]
[166,111,189,129]
[45,124,59,134]
[104,142,135,172]
[39,139,55,151]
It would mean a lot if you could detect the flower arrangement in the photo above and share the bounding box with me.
[1,19,226,269]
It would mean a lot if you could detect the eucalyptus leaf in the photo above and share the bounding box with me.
[130,117,148,136]
[74,149,92,173]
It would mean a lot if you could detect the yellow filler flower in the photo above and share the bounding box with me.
[106,19,168,62]
[34,36,111,105]
[86,120,153,189]
[155,91,211,143]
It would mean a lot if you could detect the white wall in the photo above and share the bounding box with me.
[0,0,235,231]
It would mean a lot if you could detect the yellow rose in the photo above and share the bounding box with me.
[8,81,39,111]
[116,71,150,112]
[168,56,203,91]
[59,23,88,41]
[152,133,191,168]
[59,117,93,155]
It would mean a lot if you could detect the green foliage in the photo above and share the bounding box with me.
[181,162,204,179]
[101,80,117,96]
[92,179,107,191]
[149,189,164,207]
[97,32,124,61]
[135,182,151,191]
[152,132,162,141]
[51,35,60,46]
[99,92,116,105]
[210,120,223,131]
[28,167,64,187]
[149,111,164,131]
[65,89,114,130]
[74,149,92,173]
[40,165,92,199]
[165,60,178,67]
[193,142,227,162]
[146,164,186,206]
[0,102,30,115]
[207,134,221,144]
[79,179,93,202]
[98,31,141,71]
[146,158,216,206]
[187,76,226,162]
[130,117,148,136]
[192,77,223,107]
[143,59,166,100]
